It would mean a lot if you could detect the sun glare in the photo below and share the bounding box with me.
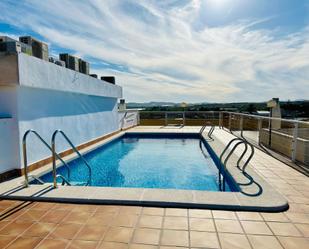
[208,0,230,8]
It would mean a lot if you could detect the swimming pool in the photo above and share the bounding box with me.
[33,133,238,192]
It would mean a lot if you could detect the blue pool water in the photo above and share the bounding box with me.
[35,133,237,191]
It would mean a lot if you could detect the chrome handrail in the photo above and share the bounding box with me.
[22,129,71,187]
[51,129,92,188]
[218,137,255,191]
[56,174,71,186]
[200,125,215,139]
[28,175,45,184]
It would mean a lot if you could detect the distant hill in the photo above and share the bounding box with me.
[127,101,209,108]
[127,102,178,108]
[126,100,309,118]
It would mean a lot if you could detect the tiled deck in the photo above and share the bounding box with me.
[0,126,308,248]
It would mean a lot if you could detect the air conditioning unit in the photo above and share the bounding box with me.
[101,76,115,84]
[78,59,90,75]
[19,36,49,61]
[59,53,79,71]
[49,57,65,67]
[0,36,32,55]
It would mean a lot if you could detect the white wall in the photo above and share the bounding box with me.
[0,53,123,172]
[17,87,120,165]
[18,53,122,98]
[0,118,20,173]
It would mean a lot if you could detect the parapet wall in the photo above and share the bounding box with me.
[0,53,123,177]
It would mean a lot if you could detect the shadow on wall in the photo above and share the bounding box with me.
[17,87,117,121]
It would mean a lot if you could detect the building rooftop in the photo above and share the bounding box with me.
[0,126,308,249]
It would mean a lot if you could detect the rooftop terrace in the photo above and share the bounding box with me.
[0,124,308,248]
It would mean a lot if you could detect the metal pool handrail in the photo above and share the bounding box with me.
[56,174,71,186]
[218,137,255,191]
[22,129,71,187]
[51,129,92,188]
[200,125,215,139]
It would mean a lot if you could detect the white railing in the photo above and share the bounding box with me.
[137,110,309,168]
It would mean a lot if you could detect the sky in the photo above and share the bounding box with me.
[0,0,309,103]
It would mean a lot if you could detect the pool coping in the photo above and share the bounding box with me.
[0,128,289,212]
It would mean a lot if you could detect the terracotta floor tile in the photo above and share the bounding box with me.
[219,233,252,249]
[295,223,309,237]
[213,210,237,220]
[160,230,189,247]
[120,206,142,215]
[247,235,283,249]
[62,211,90,224]
[49,223,82,239]
[17,209,47,222]
[261,213,289,222]
[40,210,70,223]
[236,212,263,221]
[24,222,56,237]
[0,220,11,230]
[0,235,16,248]
[2,208,25,221]
[72,204,98,213]
[0,220,34,236]
[76,224,108,240]
[241,221,273,235]
[0,200,16,209]
[104,227,133,243]
[99,241,128,249]
[88,212,116,225]
[160,247,189,249]
[142,207,164,216]
[215,219,243,233]
[285,212,309,223]
[277,236,309,249]
[267,222,302,236]
[96,205,121,214]
[163,216,188,230]
[32,202,57,210]
[189,209,212,218]
[68,240,99,249]
[190,231,220,248]
[112,214,139,227]
[138,215,163,229]
[189,218,216,232]
[133,228,161,245]
[36,238,69,249]
[6,236,42,249]
[165,208,187,217]
[53,203,74,211]
[129,244,157,249]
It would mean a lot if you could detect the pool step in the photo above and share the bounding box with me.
[69,181,88,186]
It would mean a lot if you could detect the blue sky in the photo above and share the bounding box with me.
[0,0,309,102]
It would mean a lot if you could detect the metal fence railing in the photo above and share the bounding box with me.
[137,111,309,168]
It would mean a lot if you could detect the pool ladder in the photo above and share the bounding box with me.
[200,125,215,139]
[23,129,92,188]
[199,124,215,161]
[218,138,254,191]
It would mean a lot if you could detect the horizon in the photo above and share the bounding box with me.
[1,0,309,102]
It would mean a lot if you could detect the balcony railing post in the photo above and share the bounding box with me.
[183,111,186,126]
[219,112,223,128]
[165,112,167,126]
[137,111,140,125]
[240,115,244,136]
[258,118,262,144]
[228,113,232,131]
[291,122,299,162]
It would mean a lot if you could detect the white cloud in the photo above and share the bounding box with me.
[0,0,308,102]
